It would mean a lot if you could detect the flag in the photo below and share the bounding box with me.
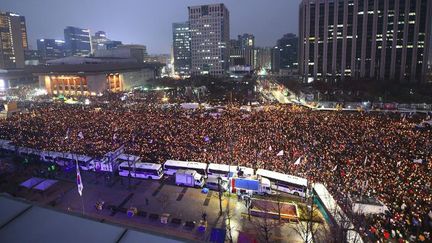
[276,150,284,156]
[78,131,84,140]
[396,161,401,167]
[332,165,338,171]
[294,156,302,165]
[363,155,368,166]
[268,145,272,151]
[65,128,70,140]
[113,133,117,141]
[76,160,83,196]
[413,159,423,164]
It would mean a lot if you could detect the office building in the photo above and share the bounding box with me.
[238,33,255,49]
[91,31,109,52]
[172,22,191,77]
[188,3,230,76]
[24,50,40,65]
[64,26,92,57]
[299,0,432,83]
[272,33,298,73]
[229,39,245,66]
[91,31,122,52]
[255,47,272,70]
[37,39,66,61]
[229,35,255,68]
[0,12,28,69]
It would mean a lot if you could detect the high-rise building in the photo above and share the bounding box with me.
[0,12,28,69]
[255,47,272,70]
[172,22,191,77]
[229,39,245,66]
[37,39,66,61]
[64,26,92,57]
[238,33,255,49]
[299,0,432,83]
[188,3,230,76]
[272,33,298,73]
[229,35,256,68]
[91,31,109,53]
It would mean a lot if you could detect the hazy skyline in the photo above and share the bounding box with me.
[0,0,300,54]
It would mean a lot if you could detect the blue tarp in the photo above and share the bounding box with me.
[233,178,259,191]
[210,228,226,243]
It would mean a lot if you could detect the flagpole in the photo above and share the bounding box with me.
[81,194,85,216]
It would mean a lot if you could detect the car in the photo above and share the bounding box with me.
[204,176,228,192]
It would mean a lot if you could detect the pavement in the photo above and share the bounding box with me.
[0,163,316,242]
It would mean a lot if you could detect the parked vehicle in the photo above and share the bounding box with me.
[231,177,272,195]
[118,162,163,180]
[164,160,208,177]
[256,169,308,197]
[175,169,204,188]
[204,176,229,192]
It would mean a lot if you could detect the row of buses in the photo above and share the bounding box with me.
[0,139,308,197]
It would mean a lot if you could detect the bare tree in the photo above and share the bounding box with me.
[293,193,322,243]
[249,198,282,243]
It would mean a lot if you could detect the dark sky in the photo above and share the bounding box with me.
[0,0,300,54]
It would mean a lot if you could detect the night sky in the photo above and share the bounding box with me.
[0,0,300,54]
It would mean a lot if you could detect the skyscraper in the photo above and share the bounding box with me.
[255,47,272,70]
[172,22,191,77]
[64,26,92,57]
[272,33,298,73]
[91,31,109,53]
[238,33,255,49]
[0,11,28,69]
[188,3,230,76]
[229,34,256,68]
[37,39,66,61]
[299,0,432,83]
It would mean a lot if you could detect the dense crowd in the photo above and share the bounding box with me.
[0,97,431,242]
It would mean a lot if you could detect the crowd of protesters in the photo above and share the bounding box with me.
[0,92,430,242]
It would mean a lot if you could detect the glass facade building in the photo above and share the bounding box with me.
[64,26,92,57]
[37,39,66,61]
[172,22,191,77]
[299,0,432,83]
[0,12,28,69]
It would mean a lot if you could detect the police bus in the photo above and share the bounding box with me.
[118,162,163,180]
[163,160,208,177]
[207,163,254,178]
[256,169,308,197]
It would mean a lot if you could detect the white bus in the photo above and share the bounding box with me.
[17,147,41,161]
[118,162,163,180]
[207,163,254,178]
[0,139,15,154]
[163,160,208,177]
[256,169,308,197]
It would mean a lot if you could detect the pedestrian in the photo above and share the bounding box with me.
[145,198,149,206]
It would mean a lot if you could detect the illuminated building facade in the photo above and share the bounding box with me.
[36,62,160,96]
[229,34,256,69]
[272,33,298,73]
[172,22,191,77]
[64,26,92,57]
[299,0,432,83]
[238,33,255,49]
[37,39,66,61]
[188,3,230,76]
[0,12,28,69]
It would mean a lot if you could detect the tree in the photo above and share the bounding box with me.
[293,193,322,243]
[249,199,282,243]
